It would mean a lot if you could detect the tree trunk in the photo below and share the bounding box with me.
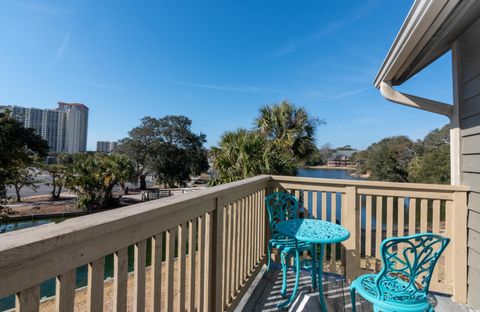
[51,179,57,199]
[140,175,147,190]
[54,185,62,200]
[14,185,21,202]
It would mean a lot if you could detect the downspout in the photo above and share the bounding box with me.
[379,80,460,185]
[379,81,453,118]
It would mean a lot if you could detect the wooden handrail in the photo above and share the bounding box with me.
[271,175,470,192]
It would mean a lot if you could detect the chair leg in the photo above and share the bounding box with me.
[292,250,301,298]
[280,252,288,297]
[278,250,301,309]
[267,243,272,271]
[349,286,356,312]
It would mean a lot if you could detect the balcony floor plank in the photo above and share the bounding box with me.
[240,266,470,312]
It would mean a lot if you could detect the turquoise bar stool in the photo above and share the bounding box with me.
[265,192,316,299]
[350,233,450,312]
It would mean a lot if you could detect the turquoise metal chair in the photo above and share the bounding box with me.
[350,233,450,312]
[265,192,316,305]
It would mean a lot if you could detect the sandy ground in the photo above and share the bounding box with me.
[5,194,80,216]
[4,194,145,217]
[39,256,200,312]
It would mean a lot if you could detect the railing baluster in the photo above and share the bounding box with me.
[343,186,359,281]
[253,194,259,267]
[396,198,406,271]
[239,196,246,286]
[224,204,232,305]
[151,234,162,312]
[445,200,454,285]
[421,199,428,233]
[16,285,40,312]
[198,215,206,312]
[134,240,146,312]
[322,192,327,221]
[213,198,226,312]
[178,223,187,312]
[260,190,265,258]
[232,199,242,298]
[204,212,213,311]
[409,198,417,235]
[243,196,251,279]
[397,198,405,237]
[294,190,300,218]
[386,197,394,238]
[231,201,238,297]
[248,191,255,276]
[238,199,244,291]
[165,227,176,312]
[312,191,318,218]
[431,200,441,285]
[332,192,338,264]
[365,195,372,258]
[56,270,75,312]
[304,190,310,218]
[87,258,105,312]
[187,220,196,312]
[375,196,383,259]
[114,248,128,312]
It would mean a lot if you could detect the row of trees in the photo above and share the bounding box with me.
[0,110,49,209]
[118,115,209,189]
[1,110,209,212]
[352,125,450,184]
[211,100,320,184]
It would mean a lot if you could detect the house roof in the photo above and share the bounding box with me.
[374,0,480,88]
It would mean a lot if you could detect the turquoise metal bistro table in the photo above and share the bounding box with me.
[275,219,350,311]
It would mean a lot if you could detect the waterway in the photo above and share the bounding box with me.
[0,169,361,310]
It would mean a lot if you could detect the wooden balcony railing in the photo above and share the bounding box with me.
[0,175,270,312]
[0,175,469,312]
[271,176,469,303]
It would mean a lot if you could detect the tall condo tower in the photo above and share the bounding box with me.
[0,102,89,153]
[57,102,89,153]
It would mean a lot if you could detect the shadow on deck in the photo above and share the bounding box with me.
[240,265,469,312]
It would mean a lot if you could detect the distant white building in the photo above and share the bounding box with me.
[96,141,119,153]
[57,102,89,153]
[0,102,89,153]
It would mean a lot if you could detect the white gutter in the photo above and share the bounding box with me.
[379,81,453,118]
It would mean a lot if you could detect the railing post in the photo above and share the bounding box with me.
[265,178,274,267]
[342,186,360,282]
[452,190,468,303]
[212,197,225,311]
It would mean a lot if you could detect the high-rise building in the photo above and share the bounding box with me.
[96,141,119,153]
[0,102,89,153]
[57,102,89,153]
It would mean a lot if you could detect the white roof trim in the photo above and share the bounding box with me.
[373,0,458,88]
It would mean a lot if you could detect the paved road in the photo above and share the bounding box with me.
[6,175,155,199]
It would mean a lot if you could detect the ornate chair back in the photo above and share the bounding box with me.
[265,192,299,236]
[376,233,450,303]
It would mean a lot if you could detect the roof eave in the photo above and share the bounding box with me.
[373,0,457,88]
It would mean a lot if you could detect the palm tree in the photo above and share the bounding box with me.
[255,100,320,163]
[66,153,134,210]
[211,129,297,185]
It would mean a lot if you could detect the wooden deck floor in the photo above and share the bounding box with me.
[240,265,470,312]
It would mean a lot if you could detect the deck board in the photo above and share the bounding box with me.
[240,266,470,312]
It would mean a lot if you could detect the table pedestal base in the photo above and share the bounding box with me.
[277,244,328,311]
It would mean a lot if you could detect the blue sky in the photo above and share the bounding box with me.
[0,0,452,151]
